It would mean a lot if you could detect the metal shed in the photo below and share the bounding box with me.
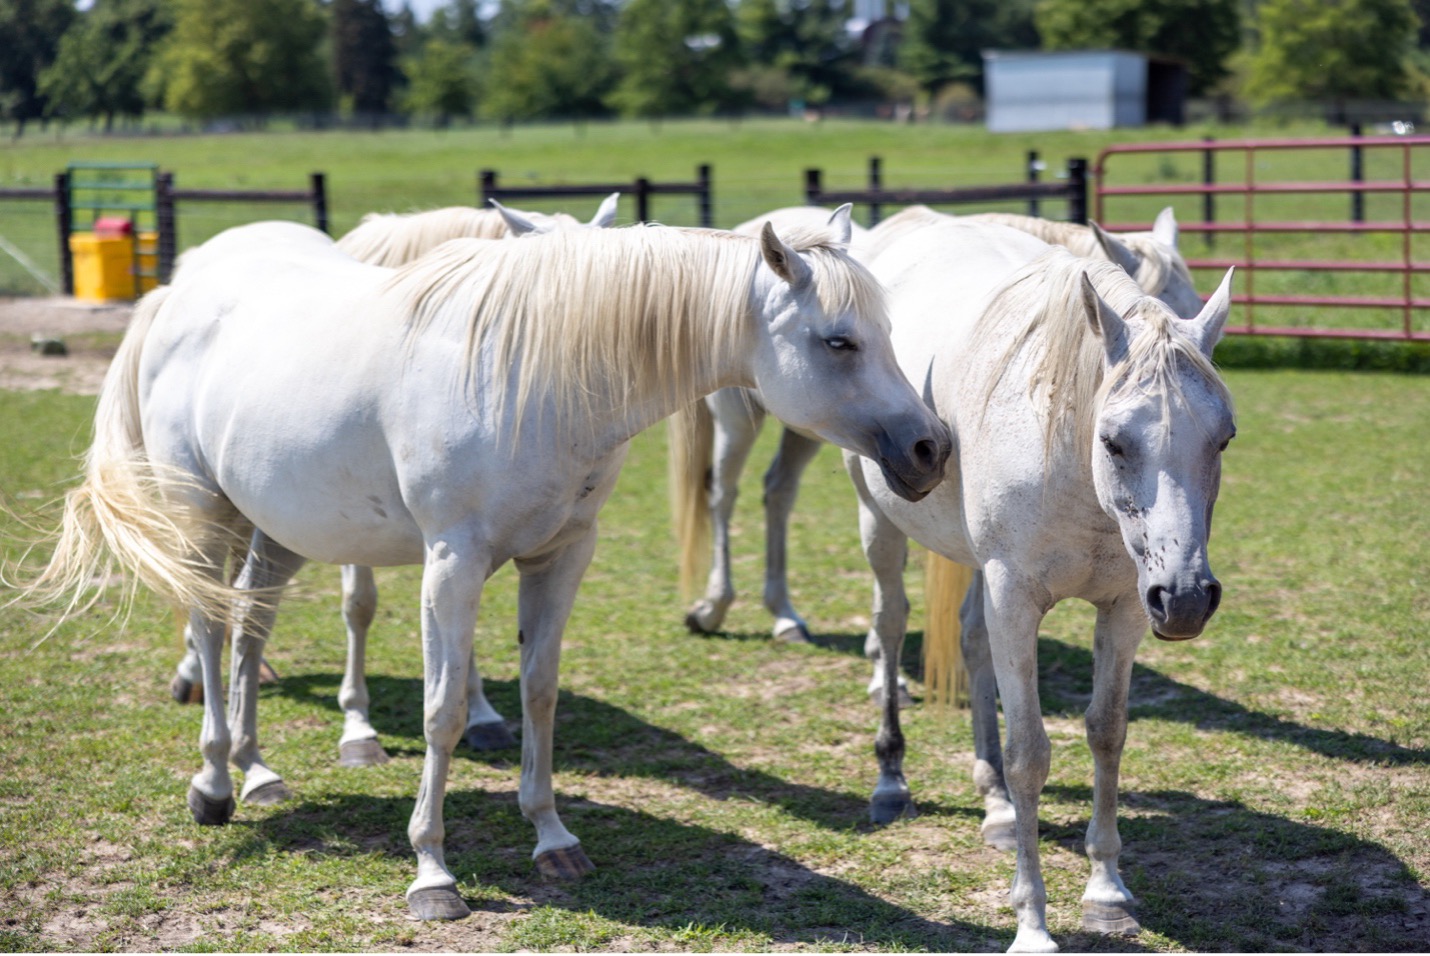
[982,50,1186,133]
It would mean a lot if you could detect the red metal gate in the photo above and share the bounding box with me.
[1094,135,1430,341]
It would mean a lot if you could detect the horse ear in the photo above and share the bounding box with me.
[826,203,854,248]
[1186,267,1234,356]
[490,199,542,237]
[1152,207,1179,249]
[1090,221,1141,277]
[1081,272,1129,366]
[591,192,620,228]
[759,221,813,291]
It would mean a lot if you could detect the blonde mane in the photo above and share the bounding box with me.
[387,223,885,440]
[971,252,1232,466]
[337,207,553,267]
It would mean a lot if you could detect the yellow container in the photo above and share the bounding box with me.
[136,231,158,295]
[70,231,149,301]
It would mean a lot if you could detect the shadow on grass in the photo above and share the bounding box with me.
[1038,784,1430,953]
[231,791,998,951]
[1035,636,1429,766]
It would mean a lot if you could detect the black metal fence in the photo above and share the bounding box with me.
[479,165,713,228]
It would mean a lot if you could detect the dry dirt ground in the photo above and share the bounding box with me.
[0,295,132,395]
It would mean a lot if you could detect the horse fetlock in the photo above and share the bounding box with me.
[1007,925,1059,954]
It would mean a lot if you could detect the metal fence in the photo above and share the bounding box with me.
[479,165,713,228]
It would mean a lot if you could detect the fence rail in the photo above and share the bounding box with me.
[479,166,713,228]
[1094,134,1430,341]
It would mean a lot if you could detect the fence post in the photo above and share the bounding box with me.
[478,169,497,206]
[54,171,73,296]
[696,164,712,228]
[867,156,883,225]
[635,177,651,223]
[1202,136,1216,249]
[804,168,822,206]
[155,171,177,284]
[1350,122,1364,223]
[1066,157,1088,224]
[1027,150,1041,218]
[309,172,329,235]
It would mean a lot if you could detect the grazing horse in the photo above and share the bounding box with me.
[848,218,1234,952]
[23,213,950,920]
[168,198,619,763]
[675,206,1203,698]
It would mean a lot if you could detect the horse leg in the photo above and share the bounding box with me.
[963,571,1016,851]
[686,390,762,633]
[184,536,242,827]
[463,639,516,751]
[982,565,1057,953]
[227,531,305,805]
[516,528,599,879]
[405,536,490,921]
[1079,598,1146,937]
[337,564,388,767]
[761,427,821,643]
[170,620,203,703]
[847,456,916,823]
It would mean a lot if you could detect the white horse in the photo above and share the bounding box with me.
[676,206,1202,690]
[848,218,1234,952]
[168,198,619,763]
[24,213,950,920]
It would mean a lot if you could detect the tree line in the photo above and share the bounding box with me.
[1,0,1426,136]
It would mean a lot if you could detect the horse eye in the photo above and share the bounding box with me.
[1101,436,1124,457]
[824,335,857,352]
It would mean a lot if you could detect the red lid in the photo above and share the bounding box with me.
[93,217,134,236]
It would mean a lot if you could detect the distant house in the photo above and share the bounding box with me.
[982,50,1187,133]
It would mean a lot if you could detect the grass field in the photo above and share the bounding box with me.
[0,355,1426,951]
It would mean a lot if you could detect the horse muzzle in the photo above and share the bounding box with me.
[1146,574,1222,641]
[875,418,952,502]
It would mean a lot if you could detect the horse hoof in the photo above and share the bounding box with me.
[534,843,595,880]
[1008,927,1060,953]
[187,786,235,826]
[407,886,471,921]
[170,675,202,705]
[242,779,292,806]
[464,720,517,751]
[258,658,280,685]
[870,793,918,825]
[774,623,811,644]
[338,738,391,767]
[684,611,713,634]
[1082,901,1140,936]
[982,821,1017,852]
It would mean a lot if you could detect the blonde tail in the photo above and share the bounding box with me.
[667,400,713,601]
[14,285,251,626]
[923,553,974,708]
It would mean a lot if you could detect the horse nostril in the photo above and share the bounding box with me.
[912,438,939,471]
[1204,579,1222,619]
[1145,585,1169,622]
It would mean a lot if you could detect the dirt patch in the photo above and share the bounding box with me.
[0,296,131,395]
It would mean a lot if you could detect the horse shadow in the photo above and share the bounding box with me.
[268,671,981,834]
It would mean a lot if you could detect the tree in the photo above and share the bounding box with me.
[1245,0,1417,109]
[332,0,400,119]
[900,0,1037,98]
[147,0,332,122]
[1035,0,1242,96]
[430,0,486,48]
[482,3,614,122]
[401,37,479,126]
[39,0,171,132]
[608,0,742,118]
[735,0,861,107]
[0,0,75,136]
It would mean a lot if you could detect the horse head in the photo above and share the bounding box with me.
[1085,267,1236,640]
[750,209,950,502]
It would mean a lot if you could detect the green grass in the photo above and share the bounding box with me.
[0,363,1427,952]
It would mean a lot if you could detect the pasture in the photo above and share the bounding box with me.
[0,361,1426,951]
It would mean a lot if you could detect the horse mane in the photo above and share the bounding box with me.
[387,222,884,439]
[1111,231,1194,297]
[971,252,1231,466]
[337,207,560,267]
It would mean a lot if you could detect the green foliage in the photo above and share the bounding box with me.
[608,0,742,118]
[37,0,171,131]
[0,0,75,135]
[331,0,400,117]
[900,0,1037,97]
[1245,0,1417,106]
[147,0,333,122]
[481,3,614,122]
[401,37,479,126]
[1035,0,1243,95]
[733,0,859,107]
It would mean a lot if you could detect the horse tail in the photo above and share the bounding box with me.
[667,399,713,601]
[14,285,246,625]
[923,553,973,708]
